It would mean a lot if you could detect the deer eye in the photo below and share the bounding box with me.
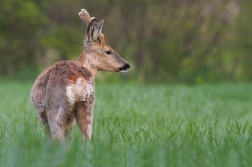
[105,51,112,55]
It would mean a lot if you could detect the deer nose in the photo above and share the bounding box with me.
[119,63,130,72]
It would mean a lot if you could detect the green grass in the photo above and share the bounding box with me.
[0,80,252,167]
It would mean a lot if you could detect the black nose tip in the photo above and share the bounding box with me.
[119,63,130,71]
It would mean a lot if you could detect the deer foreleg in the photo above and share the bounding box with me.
[75,100,94,141]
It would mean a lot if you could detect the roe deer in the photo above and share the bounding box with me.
[30,9,130,141]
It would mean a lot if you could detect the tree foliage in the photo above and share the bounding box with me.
[0,0,251,83]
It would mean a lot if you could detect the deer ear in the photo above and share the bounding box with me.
[87,18,100,42]
[98,20,104,33]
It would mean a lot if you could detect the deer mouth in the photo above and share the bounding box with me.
[119,63,130,72]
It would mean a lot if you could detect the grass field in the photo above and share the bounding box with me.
[0,80,252,167]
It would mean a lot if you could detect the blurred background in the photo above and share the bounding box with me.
[0,0,251,84]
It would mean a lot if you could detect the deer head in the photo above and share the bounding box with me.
[78,9,130,77]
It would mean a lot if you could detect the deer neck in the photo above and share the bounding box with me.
[79,49,98,78]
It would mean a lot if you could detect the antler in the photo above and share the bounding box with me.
[78,9,95,25]
[79,9,105,42]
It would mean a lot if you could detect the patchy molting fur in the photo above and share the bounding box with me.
[31,60,95,141]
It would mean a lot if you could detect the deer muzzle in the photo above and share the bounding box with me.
[119,63,130,72]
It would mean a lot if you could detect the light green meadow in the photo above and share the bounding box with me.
[0,80,252,167]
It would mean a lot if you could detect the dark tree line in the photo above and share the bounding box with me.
[0,0,251,83]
